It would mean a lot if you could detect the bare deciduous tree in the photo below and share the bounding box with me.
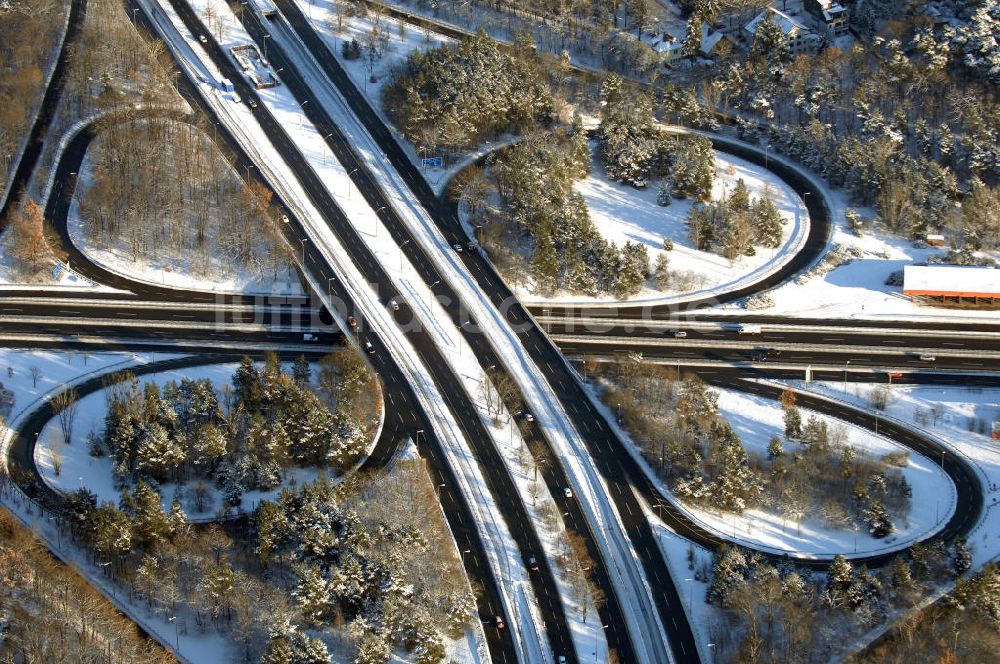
[52,388,79,445]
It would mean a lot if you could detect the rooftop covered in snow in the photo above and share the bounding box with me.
[903,265,1000,298]
[745,7,812,37]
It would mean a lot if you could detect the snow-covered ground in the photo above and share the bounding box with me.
[31,361,363,520]
[781,380,1000,568]
[0,349,166,433]
[508,145,805,304]
[587,379,955,559]
[294,0,462,188]
[644,499,716,664]
[690,137,1000,323]
[67,126,304,295]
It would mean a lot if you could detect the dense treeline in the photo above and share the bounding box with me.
[714,0,1000,250]
[96,354,376,510]
[50,369,468,662]
[0,508,174,662]
[255,468,476,663]
[80,120,294,281]
[705,536,973,662]
[853,562,1000,664]
[382,32,553,154]
[59,461,475,663]
[598,72,716,195]
[397,0,737,76]
[594,363,911,536]
[0,0,67,200]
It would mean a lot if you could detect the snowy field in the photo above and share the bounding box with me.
[0,348,165,432]
[511,146,805,304]
[68,131,304,295]
[705,388,954,557]
[589,380,955,559]
[782,380,1000,568]
[33,359,379,520]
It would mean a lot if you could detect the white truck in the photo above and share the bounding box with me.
[737,324,762,335]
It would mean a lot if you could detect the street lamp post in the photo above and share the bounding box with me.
[298,99,309,128]
[425,280,440,311]
[399,239,410,270]
[843,359,851,392]
[347,168,358,198]
[167,616,179,652]
[321,132,333,161]
[300,238,307,264]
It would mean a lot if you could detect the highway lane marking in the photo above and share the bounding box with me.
[59,310,81,315]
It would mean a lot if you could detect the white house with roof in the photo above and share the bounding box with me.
[645,30,686,63]
[743,7,821,57]
[645,22,729,63]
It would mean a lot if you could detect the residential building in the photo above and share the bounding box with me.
[744,7,821,57]
[804,0,849,38]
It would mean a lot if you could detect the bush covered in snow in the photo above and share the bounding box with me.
[796,244,865,284]
[745,292,775,310]
[686,178,784,260]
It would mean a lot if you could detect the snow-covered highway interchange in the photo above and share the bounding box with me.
[0,0,996,663]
